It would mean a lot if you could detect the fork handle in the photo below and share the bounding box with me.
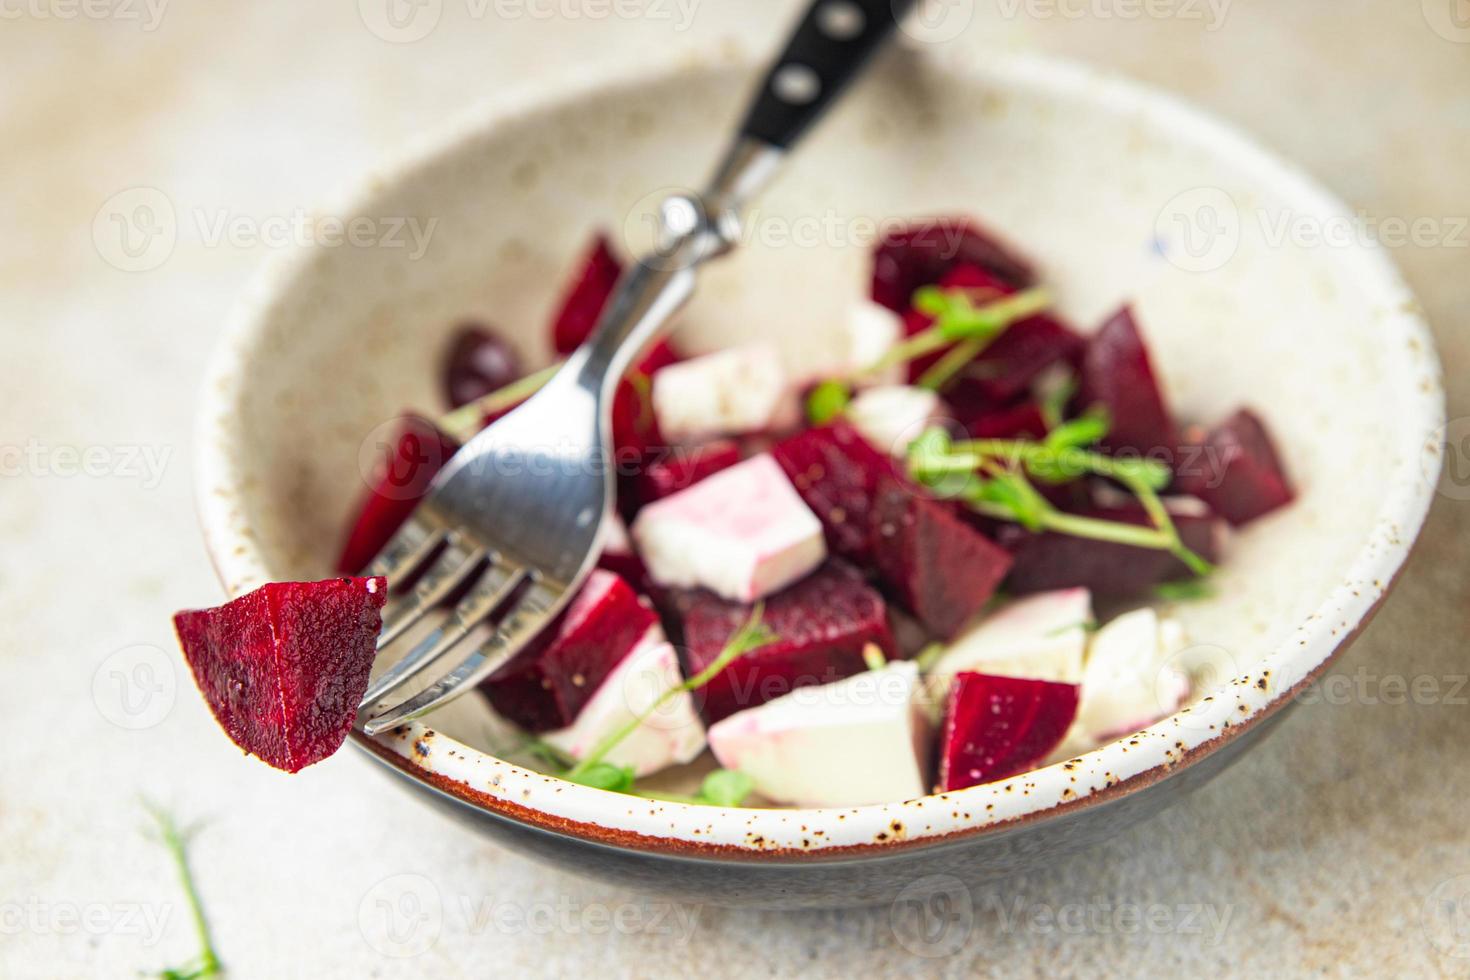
[737,0,917,150]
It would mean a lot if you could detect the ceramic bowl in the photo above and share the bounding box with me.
[196,47,1443,908]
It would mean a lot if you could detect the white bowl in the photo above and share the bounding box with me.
[195,47,1442,903]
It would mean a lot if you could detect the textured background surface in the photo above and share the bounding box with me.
[2,1,1468,976]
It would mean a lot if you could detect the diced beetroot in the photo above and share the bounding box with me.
[770,422,902,563]
[1078,306,1178,457]
[550,233,622,355]
[634,439,742,507]
[173,577,388,773]
[996,506,1224,598]
[657,561,897,723]
[1174,409,1295,526]
[871,217,1034,312]
[938,672,1079,790]
[870,477,1013,640]
[960,400,1049,440]
[336,415,459,574]
[441,324,522,409]
[481,570,658,733]
[612,339,681,464]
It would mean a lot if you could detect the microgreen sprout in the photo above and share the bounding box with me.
[144,802,222,980]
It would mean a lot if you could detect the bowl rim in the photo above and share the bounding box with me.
[196,46,1444,859]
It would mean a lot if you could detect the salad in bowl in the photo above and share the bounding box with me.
[174,214,1294,808]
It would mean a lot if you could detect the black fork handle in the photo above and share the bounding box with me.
[739,0,918,150]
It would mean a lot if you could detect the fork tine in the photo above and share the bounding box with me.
[364,517,444,584]
[361,578,564,735]
[377,535,487,649]
[361,559,527,708]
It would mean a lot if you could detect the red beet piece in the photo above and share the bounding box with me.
[336,415,459,574]
[1174,409,1295,526]
[961,400,1049,440]
[871,216,1035,312]
[1078,306,1178,457]
[938,672,1079,790]
[612,339,681,462]
[996,505,1224,598]
[550,233,622,355]
[771,422,902,563]
[635,439,742,507]
[441,323,523,409]
[481,570,657,732]
[173,577,388,773]
[658,561,897,723]
[870,477,1013,640]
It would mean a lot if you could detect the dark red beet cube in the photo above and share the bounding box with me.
[658,561,897,723]
[336,415,459,574]
[960,400,1049,440]
[635,439,741,507]
[938,672,1079,790]
[871,216,1035,312]
[996,505,1224,598]
[441,323,522,409]
[870,478,1013,640]
[173,577,389,773]
[611,339,681,464]
[1078,306,1178,458]
[481,570,657,732]
[1174,409,1295,526]
[771,422,902,563]
[550,233,622,355]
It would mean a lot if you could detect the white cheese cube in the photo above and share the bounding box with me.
[602,513,633,557]
[842,302,904,382]
[925,588,1093,711]
[542,625,705,777]
[651,343,789,442]
[846,385,946,457]
[1075,609,1192,740]
[706,661,932,807]
[631,454,826,602]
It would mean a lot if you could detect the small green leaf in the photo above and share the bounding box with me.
[696,770,755,807]
[862,643,888,671]
[1036,367,1079,431]
[914,642,947,673]
[1044,411,1109,453]
[806,379,852,425]
[566,762,637,793]
[912,285,949,316]
[1155,579,1216,601]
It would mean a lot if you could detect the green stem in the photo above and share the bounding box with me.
[916,337,985,391]
[861,288,1050,381]
[439,362,560,442]
[146,804,221,979]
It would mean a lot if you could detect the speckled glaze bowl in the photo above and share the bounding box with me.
[197,47,1443,908]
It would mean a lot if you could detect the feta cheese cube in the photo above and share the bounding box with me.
[846,385,946,456]
[842,302,904,382]
[543,624,705,777]
[631,454,826,602]
[925,588,1093,710]
[1075,609,1192,740]
[706,661,932,806]
[651,343,789,442]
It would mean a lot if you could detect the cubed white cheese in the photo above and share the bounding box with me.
[631,454,826,602]
[542,624,705,777]
[842,302,904,383]
[706,661,932,807]
[1075,609,1192,740]
[651,343,789,442]
[925,589,1093,712]
[846,385,946,457]
[602,513,633,557]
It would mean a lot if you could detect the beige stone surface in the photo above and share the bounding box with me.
[2,1,1468,976]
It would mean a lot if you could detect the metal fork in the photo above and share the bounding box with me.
[359,0,916,735]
